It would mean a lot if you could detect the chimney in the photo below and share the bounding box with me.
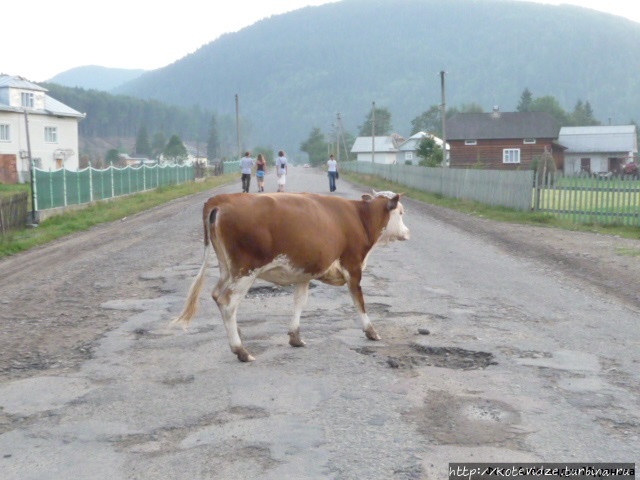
[491,105,501,119]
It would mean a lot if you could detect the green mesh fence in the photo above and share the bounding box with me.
[33,163,194,211]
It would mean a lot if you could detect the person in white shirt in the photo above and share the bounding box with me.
[240,151,254,193]
[276,150,288,192]
[327,154,338,192]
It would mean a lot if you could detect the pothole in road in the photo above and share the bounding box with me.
[406,390,522,446]
[245,283,318,299]
[355,344,497,370]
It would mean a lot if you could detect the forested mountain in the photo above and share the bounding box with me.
[47,66,145,91]
[110,0,640,158]
[43,83,212,139]
[41,83,229,163]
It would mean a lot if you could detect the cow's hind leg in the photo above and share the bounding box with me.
[214,274,258,362]
[288,282,310,347]
[347,270,381,341]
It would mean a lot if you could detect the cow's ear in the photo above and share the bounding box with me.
[361,194,373,202]
[387,194,400,211]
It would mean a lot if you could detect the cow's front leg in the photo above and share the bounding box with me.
[288,282,309,347]
[347,270,381,341]
[214,274,257,362]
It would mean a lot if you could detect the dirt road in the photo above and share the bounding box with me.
[0,169,638,478]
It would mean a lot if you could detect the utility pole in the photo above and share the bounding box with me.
[24,109,36,224]
[337,112,349,162]
[440,71,448,167]
[335,113,340,162]
[235,94,240,159]
[371,101,375,163]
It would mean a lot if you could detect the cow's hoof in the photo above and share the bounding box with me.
[364,326,381,341]
[234,347,255,362]
[288,330,306,347]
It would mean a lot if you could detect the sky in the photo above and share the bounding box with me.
[3,0,640,83]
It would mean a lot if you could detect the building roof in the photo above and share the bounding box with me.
[351,135,402,153]
[0,74,84,118]
[0,74,47,91]
[447,111,560,140]
[558,125,638,153]
[398,131,448,151]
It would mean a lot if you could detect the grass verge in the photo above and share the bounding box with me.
[343,171,640,240]
[0,175,236,258]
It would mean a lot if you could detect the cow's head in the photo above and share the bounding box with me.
[363,190,410,244]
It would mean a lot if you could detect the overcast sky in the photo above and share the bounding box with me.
[3,0,639,82]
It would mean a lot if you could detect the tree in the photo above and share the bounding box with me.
[151,132,166,159]
[105,149,120,165]
[529,95,570,125]
[206,115,220,163]
[135,125,152,157]
[452,103,484,115]
[358,107,392,136]
[570,100,600,126]
[300,127,328,166]
[341,130,357,161]
[410,105,441,136]
[163,134,188,164]
[409,105,464,136]
[517,88,533,112]
[253,146,274,165]
[416,136,443,167]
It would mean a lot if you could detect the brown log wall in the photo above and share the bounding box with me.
[449,138,563,170]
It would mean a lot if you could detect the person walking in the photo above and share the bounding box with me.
[240,151,254,193]
[327,154,338,192]
[276,150,288,192]
[255,153,267,192]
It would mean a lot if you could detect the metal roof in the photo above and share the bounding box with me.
[558,125,638,153]
[0,74,84,118]
[0,74,47,91]
[447,111,560,140]
[351,136,400,153]
[398,131,448,151]
[43,95,84,118]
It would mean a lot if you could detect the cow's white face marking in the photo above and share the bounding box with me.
[376,200,410,246]
[372,190,410,244]
[372,189,396,199]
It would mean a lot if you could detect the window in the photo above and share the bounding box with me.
[465,139,477,145]
[503,148,520,164]
[523,138,536,144]
[44,126,58,143]
[405,152,413,161]
[0,124,9,142]
[21,92,34,108]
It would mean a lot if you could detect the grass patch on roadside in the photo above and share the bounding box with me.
[0,183,29,198]
[343,171,640,240]
[615,247,640,257]
[0,174,236,258]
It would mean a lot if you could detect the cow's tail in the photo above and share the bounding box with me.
[172,206,216,329]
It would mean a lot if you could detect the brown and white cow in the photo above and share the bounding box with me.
[173,190,410,362]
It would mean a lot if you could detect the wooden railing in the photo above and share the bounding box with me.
[0,192,28,234]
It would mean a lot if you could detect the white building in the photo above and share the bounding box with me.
[0,74,85,183]
[397,131,448,165]
[351,134,404,164]
[559,125,638,175]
